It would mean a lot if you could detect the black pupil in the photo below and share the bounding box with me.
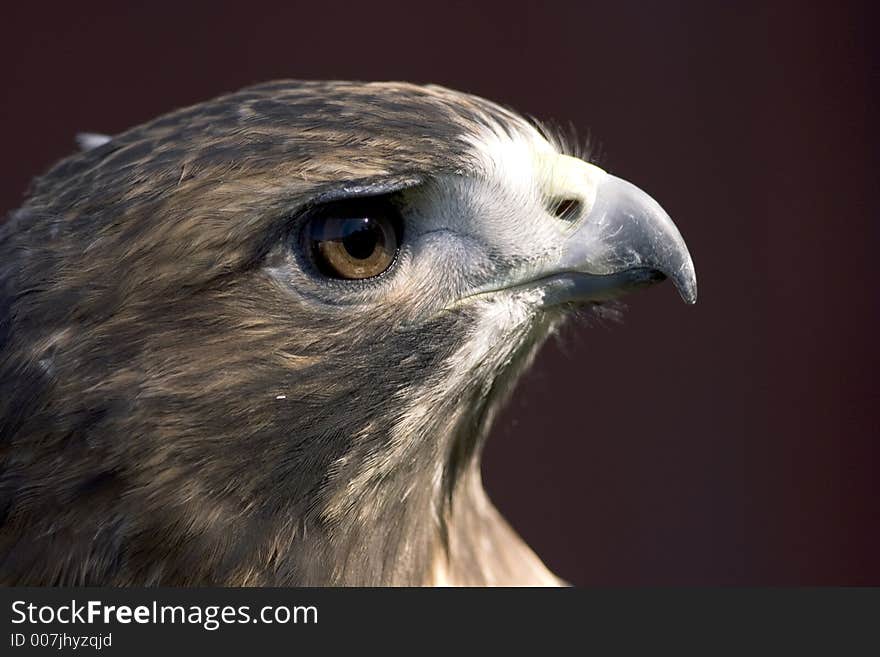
[341,218,380,259]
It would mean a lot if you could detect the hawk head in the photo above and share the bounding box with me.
[0,81,695,585]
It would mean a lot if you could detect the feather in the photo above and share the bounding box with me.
[75,132,111,152]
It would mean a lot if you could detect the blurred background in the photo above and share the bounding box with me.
[2,0,876,585]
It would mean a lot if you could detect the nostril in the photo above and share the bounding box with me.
[549,197,582,221]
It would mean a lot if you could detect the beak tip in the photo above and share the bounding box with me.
[672,259,697,305]
[676,275,698,305]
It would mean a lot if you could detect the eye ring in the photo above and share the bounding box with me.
[301,196,403,280]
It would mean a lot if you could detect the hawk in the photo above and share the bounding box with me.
[0,81,696,585]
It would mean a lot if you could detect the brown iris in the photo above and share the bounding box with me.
[304,198,401,280]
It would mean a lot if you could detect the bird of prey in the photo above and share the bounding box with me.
[0,81,695,586]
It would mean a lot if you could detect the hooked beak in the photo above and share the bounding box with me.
[537,157,697,306]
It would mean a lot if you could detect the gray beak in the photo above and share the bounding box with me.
[545,172,697,306]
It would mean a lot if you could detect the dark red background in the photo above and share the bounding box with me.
[2,1,877,585]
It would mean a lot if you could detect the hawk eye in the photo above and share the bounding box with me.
[303,197,402,280]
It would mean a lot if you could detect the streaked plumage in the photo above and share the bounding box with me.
[0,81,695,585]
